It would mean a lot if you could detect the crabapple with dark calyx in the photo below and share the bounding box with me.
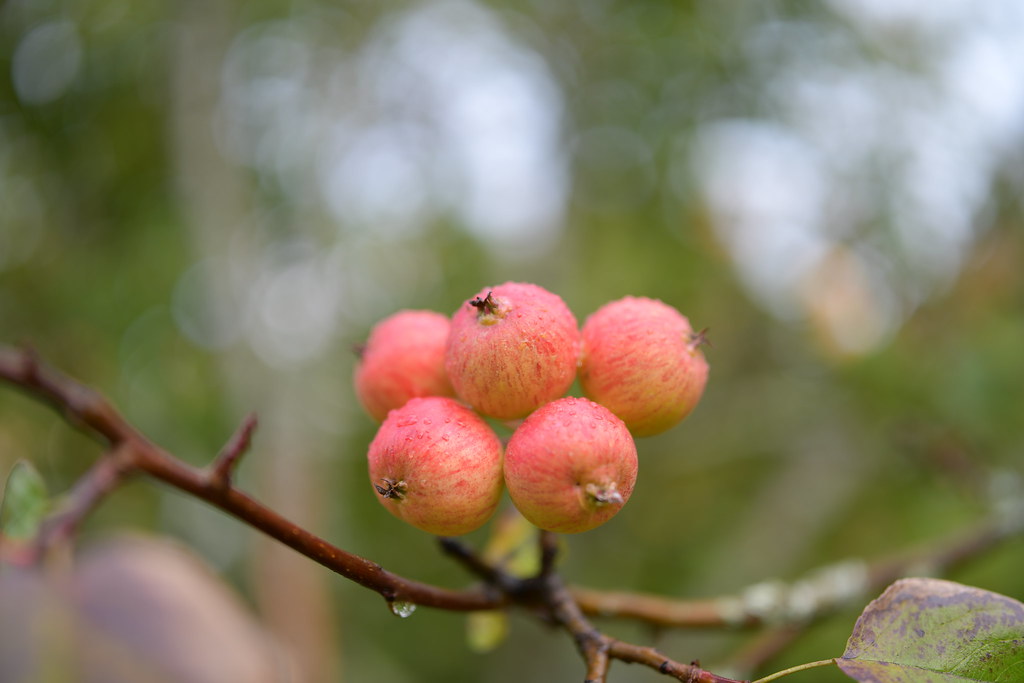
[579,296,708,437]
[504,397,638,534]
[367,396,504,536]
[445,282,580,420]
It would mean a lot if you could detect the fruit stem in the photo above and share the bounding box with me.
[584,482,623,507]
[750,659,836,683]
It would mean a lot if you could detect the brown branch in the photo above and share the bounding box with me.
[543,564,746,683]
[572,587,760,629]
[1,347,139,445]
[607,642,742,683]
[0,346,503,612]
[570,508,1024,631]
[136,448,503,611]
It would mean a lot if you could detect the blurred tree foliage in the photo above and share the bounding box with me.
[2,1,1023,681]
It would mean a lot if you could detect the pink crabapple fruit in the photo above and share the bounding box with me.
[504,397,638,534]
[445,282,581,420]
[367,396,504,536]
[354,310,455,422]
[578,296,708,437]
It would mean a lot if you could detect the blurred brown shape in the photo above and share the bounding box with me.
[0,535,293,683]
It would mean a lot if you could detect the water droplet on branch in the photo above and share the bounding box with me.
[388,600,418,618]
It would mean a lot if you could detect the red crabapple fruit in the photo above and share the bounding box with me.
[367,396,504,536]
[578,296,708,437]
[504,397,637,534]
[445,282,580,420]
[354,310,455,422]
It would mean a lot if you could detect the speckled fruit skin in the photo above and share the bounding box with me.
[367,397,504,536]
[445,282,580,420]
[354,310,455,422]
[579,297,708,437]
[504,397,637,534]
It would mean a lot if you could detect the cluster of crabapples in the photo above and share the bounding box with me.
[354,282,709,536]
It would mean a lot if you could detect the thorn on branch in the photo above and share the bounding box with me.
[209,412,259,489]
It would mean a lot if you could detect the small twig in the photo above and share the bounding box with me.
[571,587,761,629]
[32,444,136,562]
[543,566,745,682]
[438,536,516,592]
[208,412,258,489]
[546,571,611,681]
[531,533,744,682]
[607,642,745,683]
[539,529,560,577]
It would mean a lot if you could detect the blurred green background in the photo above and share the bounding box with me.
[2,1,1023,681]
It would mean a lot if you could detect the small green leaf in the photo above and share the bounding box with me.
[466,610,509,653]
[1,460,50,540]
[837,577,1024,682]
[463,509,532,653]
[482,507,541,578]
